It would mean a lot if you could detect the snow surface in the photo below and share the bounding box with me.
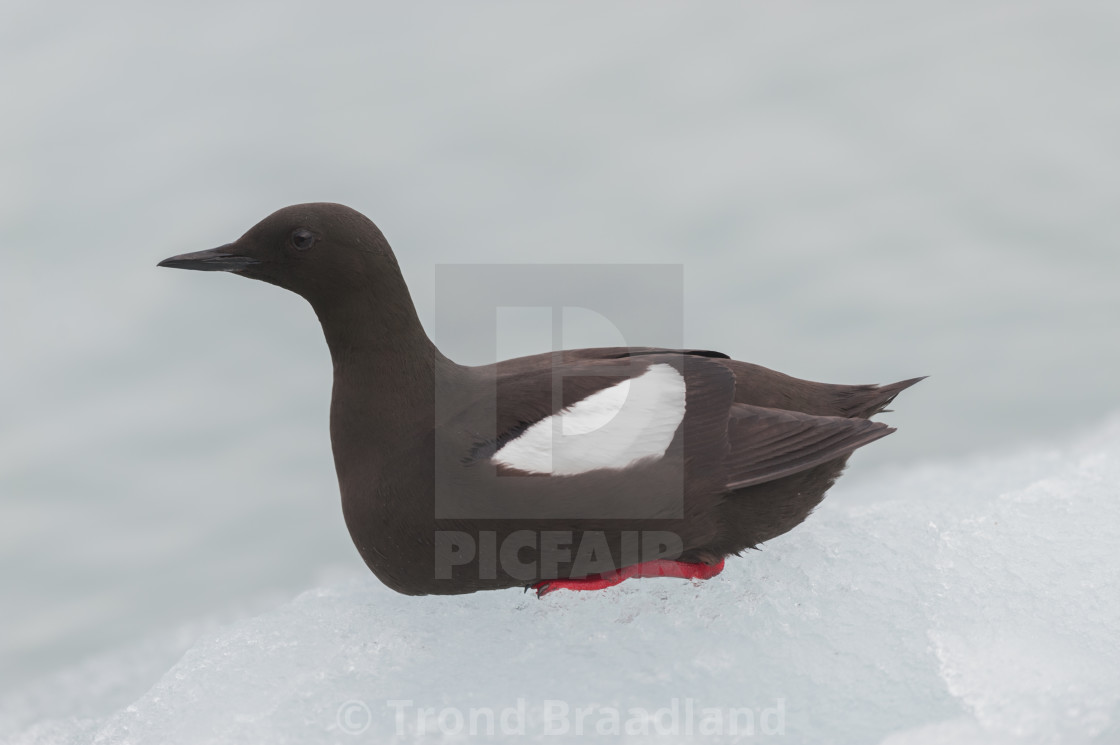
[4,417,1119,744]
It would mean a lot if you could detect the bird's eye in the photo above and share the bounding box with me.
[290,228,318,251]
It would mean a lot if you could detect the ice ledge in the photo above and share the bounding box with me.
[6,416,1120,744]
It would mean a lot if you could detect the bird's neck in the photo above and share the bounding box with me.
[310,290,461,470]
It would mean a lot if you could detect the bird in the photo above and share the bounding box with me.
[158,203,921,597]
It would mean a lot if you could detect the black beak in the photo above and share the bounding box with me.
[157,244,261,272]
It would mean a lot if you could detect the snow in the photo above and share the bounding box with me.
[4,417,1119,744]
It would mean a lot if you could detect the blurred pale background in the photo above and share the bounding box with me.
[1,0,1118,695]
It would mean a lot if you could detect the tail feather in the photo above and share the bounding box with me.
[834,376,926,419]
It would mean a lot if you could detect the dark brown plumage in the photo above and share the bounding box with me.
[159,203,922,596]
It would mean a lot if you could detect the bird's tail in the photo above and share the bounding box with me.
[831,376,926,419]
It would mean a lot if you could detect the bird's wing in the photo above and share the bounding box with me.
[465,353,734,478]
[721,405,894,489]
[458,347,896,494]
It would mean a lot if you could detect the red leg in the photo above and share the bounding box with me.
[530,558,725,597]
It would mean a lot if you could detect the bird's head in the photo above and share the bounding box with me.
[158,202,402,306]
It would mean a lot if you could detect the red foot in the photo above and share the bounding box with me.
[530,558,725,597]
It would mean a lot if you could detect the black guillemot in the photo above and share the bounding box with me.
[159,203,921,596]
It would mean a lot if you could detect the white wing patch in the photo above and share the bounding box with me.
[492,363,687,475]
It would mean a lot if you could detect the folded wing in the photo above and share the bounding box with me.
[723,405,893,489]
